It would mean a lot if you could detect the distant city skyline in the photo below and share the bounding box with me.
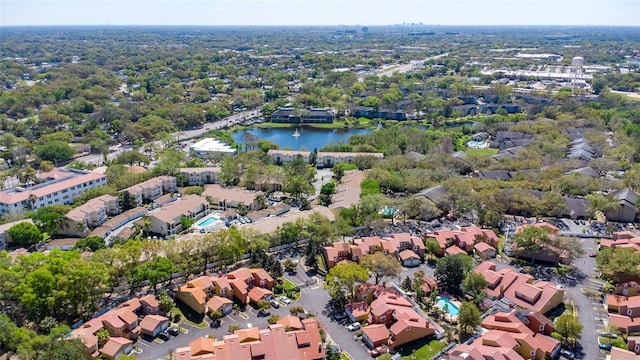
[1,0,639,27]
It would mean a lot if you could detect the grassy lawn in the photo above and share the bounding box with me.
[282,277,302,300]
[173,300,208,328]
[599,336,626,349]
[465,148,498,157]
[398,339,446,359]
[317,254,328,273]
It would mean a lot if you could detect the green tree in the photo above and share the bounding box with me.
[7,222,43,246]
[462,272,488,306]
[555,314,583,346]
[267,314,280,324]
[74,236,106,252]
[434,254,473,295]
[325,262,369,299]
[458,302,482,338]
[228,324,240,334]
[133,256,178,293]
[96,328,110,347]
[157,290,174,315]
[586,193,620,219]
[180,216,195,231]
[424,238,442,258]
[30,205,71,236]
[33,141,76,164]
[513,225,552,264]
[359,252,401,285]
[319,181,336,206]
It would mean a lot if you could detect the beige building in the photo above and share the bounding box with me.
[149,195,209,237]
[122,176,177,205]
[178,167,221,186]
[202,184,263,211]
[267,149,384,167]
[62,195,120,236]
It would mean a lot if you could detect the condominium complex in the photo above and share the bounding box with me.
[0,169,107,217]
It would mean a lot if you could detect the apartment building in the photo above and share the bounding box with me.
[178,167,221,186]
[267,149,384,168]
[148,194,209,237]
[62,195,120,236]
[0,169,107,217]
[122,176,177,205]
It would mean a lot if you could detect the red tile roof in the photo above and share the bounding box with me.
[362,324,390,343]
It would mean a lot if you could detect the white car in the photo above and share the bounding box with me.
[346,322,361,332]
[279,296,291,304]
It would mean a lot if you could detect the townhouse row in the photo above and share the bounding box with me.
[175,318,325,360]
[447,309,561,360]
[323,233,426,268]
[343,283,440,351]
[70,295,167,359]
[176,267,276,315]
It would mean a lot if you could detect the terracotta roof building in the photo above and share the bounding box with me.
[175,319,325,360]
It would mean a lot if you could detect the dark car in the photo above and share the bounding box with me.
[158,330,171,341]
[167,327,180,336]
[333,312,347,321]
[599,343,612,350]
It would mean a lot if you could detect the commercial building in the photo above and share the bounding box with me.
[0,169,107,217]
[189,138,236,158]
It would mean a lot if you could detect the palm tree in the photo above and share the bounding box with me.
[142,215,151,237]
[27,193,38,210]
[254,194,266,210]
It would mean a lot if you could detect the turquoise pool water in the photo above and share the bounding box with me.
[466,140,489,149]
[436,297,460,316]
[195,214,222,227]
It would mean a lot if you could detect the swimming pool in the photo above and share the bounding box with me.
[192,213,225,232]
[436,297,460,317]
[466,140,489,149]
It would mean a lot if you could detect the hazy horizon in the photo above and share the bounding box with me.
[2,0,639,27]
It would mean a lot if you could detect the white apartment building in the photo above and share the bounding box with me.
[0,169,108,217]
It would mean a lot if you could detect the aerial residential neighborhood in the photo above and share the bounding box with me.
[0,9,639,360]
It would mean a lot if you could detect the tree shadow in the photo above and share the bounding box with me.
[174,299,204,324]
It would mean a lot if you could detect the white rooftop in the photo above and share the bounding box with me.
[189,138,236,154]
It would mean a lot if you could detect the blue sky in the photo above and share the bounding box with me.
[1,0,639,26]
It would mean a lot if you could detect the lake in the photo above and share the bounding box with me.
[232,127,373,151]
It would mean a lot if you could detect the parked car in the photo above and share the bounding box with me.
[158,330,171,341]
[269,299,280,308]
[370,346,388,357]
[560,349,575,359]
[589,252,597,257]
[279,296,291,304]
[333,312,347,321]
[600,332,618,339]
[599,343,612,350]
[346,322,361,332]
[167,327,180,336]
